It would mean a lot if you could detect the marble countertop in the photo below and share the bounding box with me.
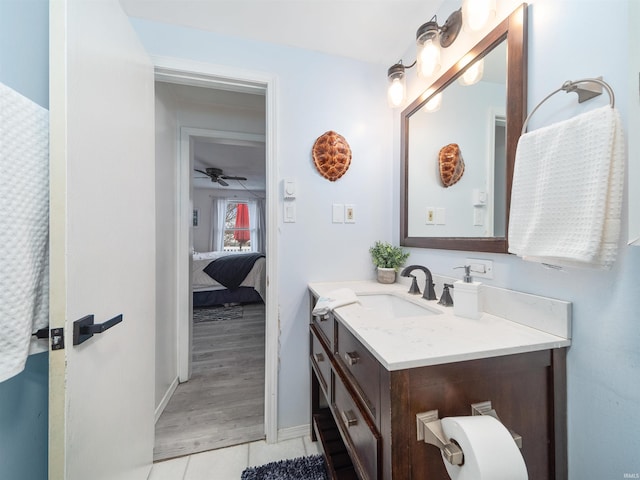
[308,280,571,371]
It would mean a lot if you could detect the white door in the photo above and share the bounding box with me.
[49,0,156,478]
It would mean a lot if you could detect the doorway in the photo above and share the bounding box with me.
[151,62,278,460]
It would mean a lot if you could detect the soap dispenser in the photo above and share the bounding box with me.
[453,265,482,319]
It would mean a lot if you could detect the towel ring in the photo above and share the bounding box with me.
[521,77,615,135]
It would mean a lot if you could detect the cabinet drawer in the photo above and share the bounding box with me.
[310,327,331,396]
[336,322,380,420]
[312,312,334,352]
[333,371,380,480]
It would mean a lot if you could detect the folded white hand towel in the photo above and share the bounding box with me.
[508,105,624,269]
[312,288,360,316]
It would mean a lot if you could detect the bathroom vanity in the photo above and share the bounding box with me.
[309,280,570,480]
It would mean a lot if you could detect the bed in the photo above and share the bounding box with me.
[192,251,266,307]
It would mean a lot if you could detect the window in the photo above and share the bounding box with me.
[223,201,252,252]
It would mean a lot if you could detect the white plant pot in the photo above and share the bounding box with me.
[377,267,396,284]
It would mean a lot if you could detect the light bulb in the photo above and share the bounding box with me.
[424,92,442,112]
[388,77,406,108]
[459,58,484,86]
[462,0,496,32]
[417,38,441,78]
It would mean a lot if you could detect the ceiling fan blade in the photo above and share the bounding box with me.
[194,169,210,176]
[217,177,229,187]
[221,175,248,181]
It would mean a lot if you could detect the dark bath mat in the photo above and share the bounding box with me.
[240,454,327,480]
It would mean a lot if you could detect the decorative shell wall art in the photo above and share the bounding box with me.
[312,130,352,181]
[438,143,465,187]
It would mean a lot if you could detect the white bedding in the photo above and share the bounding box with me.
[192,252,266,302]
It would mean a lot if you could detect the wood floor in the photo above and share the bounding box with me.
[154,302,266,461]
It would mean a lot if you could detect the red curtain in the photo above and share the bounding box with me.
[234,203,250,245]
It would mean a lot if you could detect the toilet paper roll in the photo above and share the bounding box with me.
[440,415,528,480]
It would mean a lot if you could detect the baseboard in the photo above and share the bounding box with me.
[277,423,311,442]
[155,376,179,423]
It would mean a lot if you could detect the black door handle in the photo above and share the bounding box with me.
[73,314,123,346]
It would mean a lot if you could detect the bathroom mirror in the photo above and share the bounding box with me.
[400,4,527,253]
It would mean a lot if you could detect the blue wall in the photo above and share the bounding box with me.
[0,0,49,478]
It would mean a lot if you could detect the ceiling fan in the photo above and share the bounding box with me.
[194,167,247,187]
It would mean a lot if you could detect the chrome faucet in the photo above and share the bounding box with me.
[400,265,437,301]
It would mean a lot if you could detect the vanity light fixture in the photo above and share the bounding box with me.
[462,0,496,32]
[387,60,415,108]
[387,8,464,107]
[416,10,463,79]
[458,58,485,86]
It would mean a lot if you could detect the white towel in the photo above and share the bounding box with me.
[312,288,359,316]
[508,105,624,269]
[0,82,49,382]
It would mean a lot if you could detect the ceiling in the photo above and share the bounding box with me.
[120,0,445,65]
[193,139,266,191]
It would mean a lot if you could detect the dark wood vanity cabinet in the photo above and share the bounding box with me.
[309,299,567,480]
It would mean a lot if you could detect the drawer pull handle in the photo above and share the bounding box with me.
[341,409,358,427]
[344,351,360,365]
[314,352,324,363]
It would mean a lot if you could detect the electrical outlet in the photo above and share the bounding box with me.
[465,258,494,279]
[345,204,355,223]
[426,207,435,225]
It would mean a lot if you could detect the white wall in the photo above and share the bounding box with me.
[397,1,640,477]
[134,20,394,430]
[154,82,179,409]
[192,187,211,252]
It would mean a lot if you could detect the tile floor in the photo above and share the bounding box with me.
[148,436,321,480]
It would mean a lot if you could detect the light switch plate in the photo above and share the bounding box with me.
[284,178,296,199]
[473,207,484,226]
[332,204,344,223]
[284,202,296,223]
[435,208,446,225]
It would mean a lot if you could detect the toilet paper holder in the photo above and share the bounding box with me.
[416,410,465,466]
[416,401,523,465]
[471,400,523,449]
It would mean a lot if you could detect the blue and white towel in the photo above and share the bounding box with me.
[508,105,624,269]
[0,82,49,382]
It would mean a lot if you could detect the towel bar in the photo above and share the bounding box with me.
[521,77,615,135]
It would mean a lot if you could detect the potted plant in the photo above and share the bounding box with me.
[369,241,410,284]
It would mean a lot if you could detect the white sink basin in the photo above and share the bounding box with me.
[357,294,441,318]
